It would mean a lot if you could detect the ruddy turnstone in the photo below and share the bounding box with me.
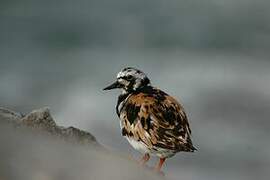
[104,67,196,172]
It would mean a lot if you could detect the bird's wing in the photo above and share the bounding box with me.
[120,89,195,152]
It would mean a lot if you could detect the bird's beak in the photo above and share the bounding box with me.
[103,81,122,90]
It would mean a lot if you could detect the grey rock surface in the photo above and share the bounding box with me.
[0,107,98,146]
[0,107,164,180]
[0,107,23,122]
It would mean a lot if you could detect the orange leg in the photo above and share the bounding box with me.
[155,158,166,171]
[140,153,150,165]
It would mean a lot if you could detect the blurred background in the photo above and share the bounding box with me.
[1,0,270,180]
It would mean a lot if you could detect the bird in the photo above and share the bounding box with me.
[103,67,196,172]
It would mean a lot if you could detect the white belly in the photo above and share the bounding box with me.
[125,137,150,154]
[125,137,176,158]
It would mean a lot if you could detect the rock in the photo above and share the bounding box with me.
[0,124,164,180]
[0,107,99,146]
[0,107,165,180]
[0,107,23,122]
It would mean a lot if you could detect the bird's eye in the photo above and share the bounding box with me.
[126,75,133,80]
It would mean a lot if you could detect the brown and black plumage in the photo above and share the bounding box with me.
[104,67,196,172]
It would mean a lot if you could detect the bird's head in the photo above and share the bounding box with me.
[103,67,150,94]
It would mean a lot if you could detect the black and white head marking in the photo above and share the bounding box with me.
[117,67,150,93]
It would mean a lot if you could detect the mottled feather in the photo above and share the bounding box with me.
[119,86,196,153]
